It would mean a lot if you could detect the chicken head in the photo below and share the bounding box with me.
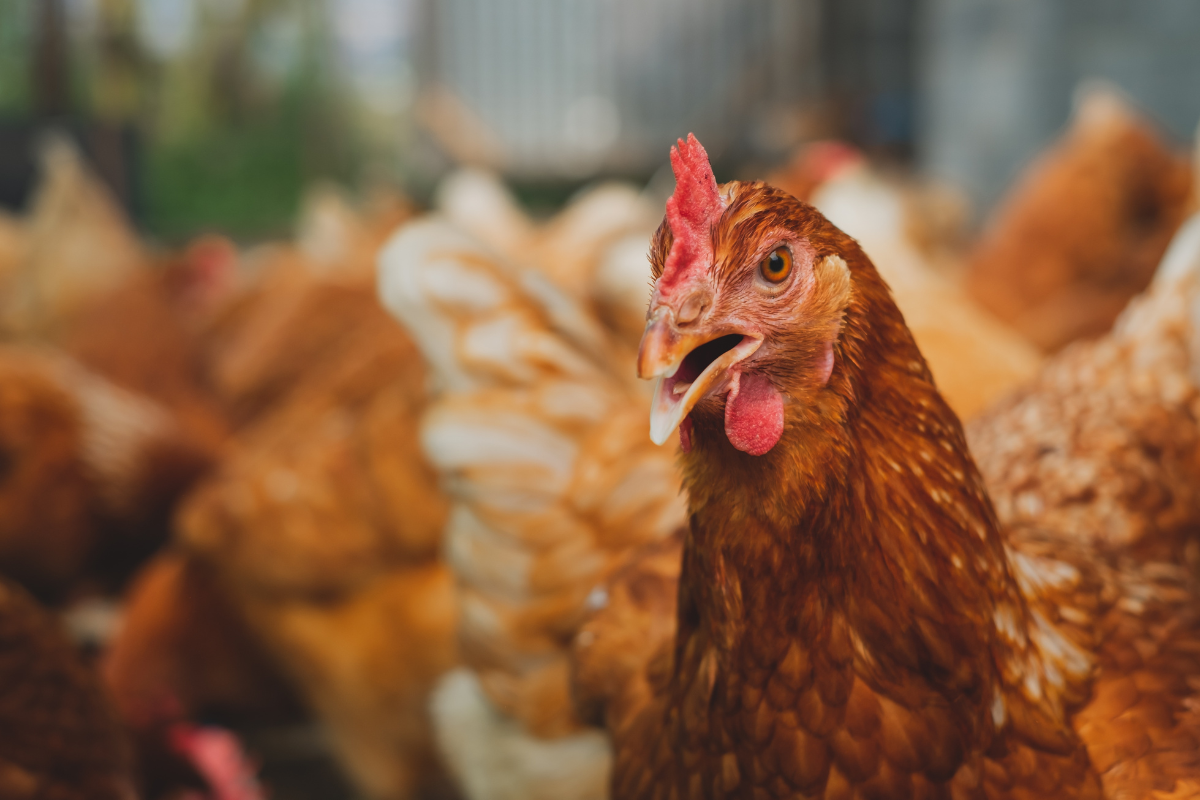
[639,134,852,457]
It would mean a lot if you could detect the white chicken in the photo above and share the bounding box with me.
[379,217,685,800]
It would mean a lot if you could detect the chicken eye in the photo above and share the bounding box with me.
[759,247,793,284]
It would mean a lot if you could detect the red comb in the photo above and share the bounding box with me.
[659,134,725,297]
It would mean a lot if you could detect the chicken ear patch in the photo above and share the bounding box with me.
[724,372,784,456]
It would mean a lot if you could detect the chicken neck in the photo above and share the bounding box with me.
[665,274,1046,778]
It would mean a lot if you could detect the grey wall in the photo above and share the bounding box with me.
[918,0,1200,220]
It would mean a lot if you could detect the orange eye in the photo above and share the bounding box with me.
[760,247,792,284]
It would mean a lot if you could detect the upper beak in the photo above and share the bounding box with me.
[637,308,762,445]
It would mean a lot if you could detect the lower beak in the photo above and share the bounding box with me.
[637,317,762,446]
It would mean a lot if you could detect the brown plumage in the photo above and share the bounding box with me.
[60,236,238,453]
[176,275,457,800]
[575,136,1200,799]
[966,86,1193,352]
[0,346,217,602]
[0,577,134,800]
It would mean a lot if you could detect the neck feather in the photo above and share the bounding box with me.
[676,261,1022,697]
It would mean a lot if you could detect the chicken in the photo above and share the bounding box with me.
[765,140,866,206]
[966,83,1193,352]
[434,168,661,349]
[571,135,1200,798]
[0,346,216,601]
[175,269,456,800]
[378,217,687,800]
[0,136,146,338]
[60,235,239,453]
[103,551,301,732]
[102,551,301,800]
[199,188,412,427]
[800,147,1042,419]
[966,209,1200,558]
[0,576,134,800]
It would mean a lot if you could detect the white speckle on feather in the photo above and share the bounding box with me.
[1117,597,1146,615]
[586,586,609,611]
[1008,549,1079,594]
[993,604,1020,642]
[1023,668,1043,701]
[951,554,963,570]
[991,693,1006,727]
[1029,609,1090,678]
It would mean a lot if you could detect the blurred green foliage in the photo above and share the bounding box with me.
[1,0,386,242]
[0,3,34,113]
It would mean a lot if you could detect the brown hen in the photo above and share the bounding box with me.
[573,135,1200,799]
[966,84,1193,352]
[175,242,455,799]
[0,346,216,601]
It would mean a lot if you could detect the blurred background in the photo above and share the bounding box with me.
[2,2,1200,800]
[4,0,1195,240]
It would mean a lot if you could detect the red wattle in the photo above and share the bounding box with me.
[724,372,784,456]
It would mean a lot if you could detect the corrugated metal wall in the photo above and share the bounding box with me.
[417,0,818,179]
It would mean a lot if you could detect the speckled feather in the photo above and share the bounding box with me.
[0,578,134,800]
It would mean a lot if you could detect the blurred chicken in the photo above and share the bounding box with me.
[968,207,1200,554]
[104,551,302,733]
[967,82,1194,352]
[765,139,866,206]
[799,146,1043,419]
[157,201,454,799]
[0,576,134,800]
[435,169,660,349]
[0,136,146,338]
[60,235,240,453]
[379,217,687,800]
[200,187,414,426]
[0,346,217,602]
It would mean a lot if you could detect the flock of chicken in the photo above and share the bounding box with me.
[0,84,1199,799]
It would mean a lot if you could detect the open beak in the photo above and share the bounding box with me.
[637,310,762,445]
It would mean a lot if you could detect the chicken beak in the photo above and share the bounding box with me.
[637,310,762,446]
[636,309,688,381]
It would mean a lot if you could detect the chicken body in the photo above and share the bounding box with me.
[0,136,146,338]
[0,346,216,601]
[379,217,686,800]
[177,261,456,800]
[577,138,1200,799]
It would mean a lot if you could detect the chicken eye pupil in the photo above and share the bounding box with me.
[760,247,792,284]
